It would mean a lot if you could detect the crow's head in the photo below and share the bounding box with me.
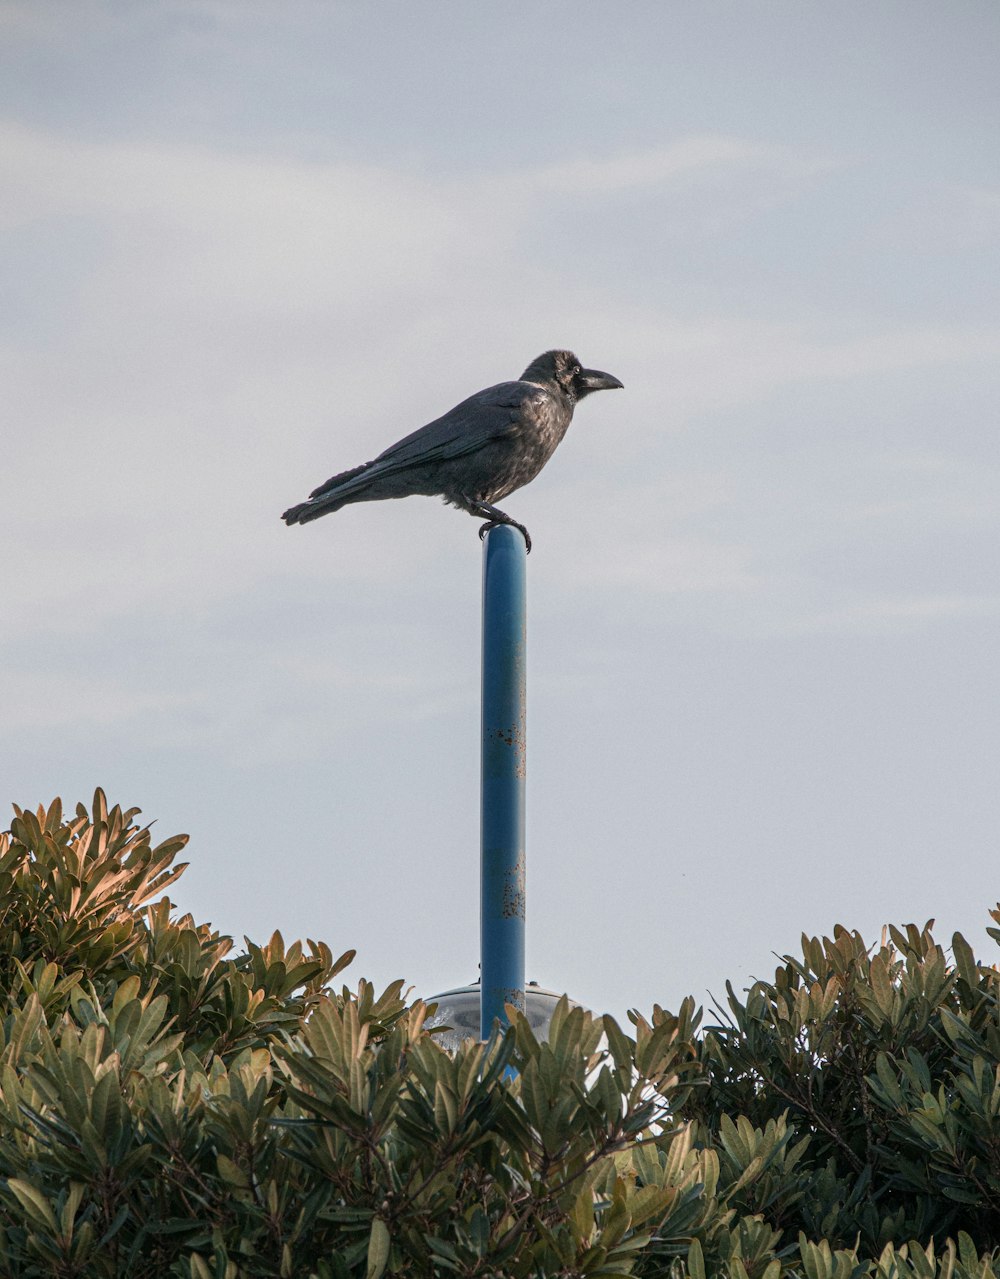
[522,350,624,402]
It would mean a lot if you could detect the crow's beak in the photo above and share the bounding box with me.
[578,368,624,393]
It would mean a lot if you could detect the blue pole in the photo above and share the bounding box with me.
[480,524,527,1038]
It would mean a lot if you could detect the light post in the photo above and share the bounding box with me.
[479,524,527,1038]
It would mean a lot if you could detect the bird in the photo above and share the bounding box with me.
[281,349,623,551]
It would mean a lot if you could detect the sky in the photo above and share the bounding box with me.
[2,0,999,1027]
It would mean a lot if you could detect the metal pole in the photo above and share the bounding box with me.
[480,524,527,1038]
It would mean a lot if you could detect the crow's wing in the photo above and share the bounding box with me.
[308,381,542,500]
[374,381,541,465]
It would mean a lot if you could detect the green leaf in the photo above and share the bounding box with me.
[952,931,979,989]
[868,952,895,1020]
[7,1179,58,1232]
[687,1236,706,1279]
[366,1217,390,1279]
[189,1255,213,1279]
[216,1154,250,1189]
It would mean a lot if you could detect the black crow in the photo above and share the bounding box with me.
[281,349,623,551]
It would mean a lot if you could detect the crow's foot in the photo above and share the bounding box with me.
[478,520,531,553]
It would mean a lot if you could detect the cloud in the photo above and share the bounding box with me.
[572,310,1000,419]
[0,121,466,312]
[1,669,201,732]
[864,180,1000,254]
[524,135,839,198]
[792,592,1000,635]
[3,119,998,650]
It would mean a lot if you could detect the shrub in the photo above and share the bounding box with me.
[1,792,999,1278]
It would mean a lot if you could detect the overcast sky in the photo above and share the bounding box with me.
[2,0,999,1026]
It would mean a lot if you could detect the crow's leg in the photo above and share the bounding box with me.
[463,499,532,553]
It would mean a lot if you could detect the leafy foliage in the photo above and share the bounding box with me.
[678,920,1000,1252]
[2,792,1000,1278]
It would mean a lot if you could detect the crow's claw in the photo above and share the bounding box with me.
[479,520,531,553]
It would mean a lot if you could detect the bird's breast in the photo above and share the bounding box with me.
[473,401,572,502]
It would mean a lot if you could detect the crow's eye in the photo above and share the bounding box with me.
[572,365,582,378]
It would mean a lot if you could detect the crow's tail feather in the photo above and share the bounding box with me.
[282,460,377,525]
[309,461,371,500]
[282,497,335,524]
